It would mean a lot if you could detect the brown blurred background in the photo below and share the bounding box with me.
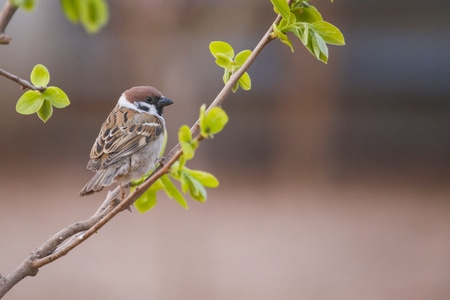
[1,1,449,299]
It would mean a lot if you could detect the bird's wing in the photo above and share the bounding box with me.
[87,107,163,171]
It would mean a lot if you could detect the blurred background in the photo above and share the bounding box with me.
[1,0,449,299]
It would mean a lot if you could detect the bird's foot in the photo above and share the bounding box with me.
[157,156,167,167]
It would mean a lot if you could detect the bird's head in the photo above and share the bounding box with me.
[118,86,173,116]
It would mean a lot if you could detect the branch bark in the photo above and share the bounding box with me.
[0,1,17,45]
[0,2,290,298]
[0,1,46,92]
[0,67,46,91]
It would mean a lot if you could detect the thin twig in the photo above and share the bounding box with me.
[0,2,47,92]
[0,3,290,298]
[0,1,17,44]
[0,67,46,91]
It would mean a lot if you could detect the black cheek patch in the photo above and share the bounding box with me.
[136,102,150,112]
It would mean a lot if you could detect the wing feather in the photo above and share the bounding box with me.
[87,106,163,171]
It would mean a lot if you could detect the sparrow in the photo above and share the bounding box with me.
[79,86,173,196]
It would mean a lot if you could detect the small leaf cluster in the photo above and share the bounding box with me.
[10,0,108,34]
[209,41,252,92]
[60,0,109,34]
[271,0,345,63]
[16,64,70,123]
[133,105,229,213]
[10,0,35,11]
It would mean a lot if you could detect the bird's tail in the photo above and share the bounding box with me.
[79,169,117,196]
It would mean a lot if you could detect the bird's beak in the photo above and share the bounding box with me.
[159,97,174,107]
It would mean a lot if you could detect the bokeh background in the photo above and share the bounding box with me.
[1,0,450,299]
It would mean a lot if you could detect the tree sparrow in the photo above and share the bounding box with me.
[80,86,173,196]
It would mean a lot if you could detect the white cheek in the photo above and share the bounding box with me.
[118,95,136,110]
[117,95,159,115]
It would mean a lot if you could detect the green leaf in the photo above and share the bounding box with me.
[222,69,231,85]
[291,23,309,45]
[133,179,165,213]
[312,21,345,45]
[308,32,328,63]
[37,100,53,123]
[11,0,35,11]
[60,0,79,23]
[78,0,108,34]
[188,170,219,188]
[311,37,320,59]
[209,41,234,60]
[178,125,195,160]
[44,86,70,108]
[292,4,323,23]
[178,124,192,143]
[134,189,158,213]
[160,175,188,210]
[130,176,146,187]
[232,82,239,93]
[214,53,232,69]
[182,173,206,202]
[270,0,290,21]
[180,173,190,194]
[277,16,289,32]
[238,72,251,91]
[181,142,195,161]
[16,90,44,115]
[301,23,309,45]
[200,106,229,138]
[234,50,252,67]
[30,64,50,87]
[176,155,187,172]
[273,24,294,52]
[315,32,328,56]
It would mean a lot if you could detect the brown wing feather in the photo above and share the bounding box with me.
[87,106,163,171]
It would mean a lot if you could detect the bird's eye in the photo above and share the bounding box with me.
[146,96,158,105]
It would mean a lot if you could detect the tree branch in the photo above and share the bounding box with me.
[0,1,47,93]
[0,1,17,45]
[0,67,46,91]
[0,3,290,298]
[0,188,121,297]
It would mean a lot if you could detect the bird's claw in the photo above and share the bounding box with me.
[158,156,167,167]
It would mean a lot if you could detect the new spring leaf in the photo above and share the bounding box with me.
[16,64,70,123]
[10,0,35,11]
[209,41,252,92]
[30,64,50,87]
[199,105,229,138]
[179,125,197,161]
[60,0,109,34]
[271,0,345,63]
